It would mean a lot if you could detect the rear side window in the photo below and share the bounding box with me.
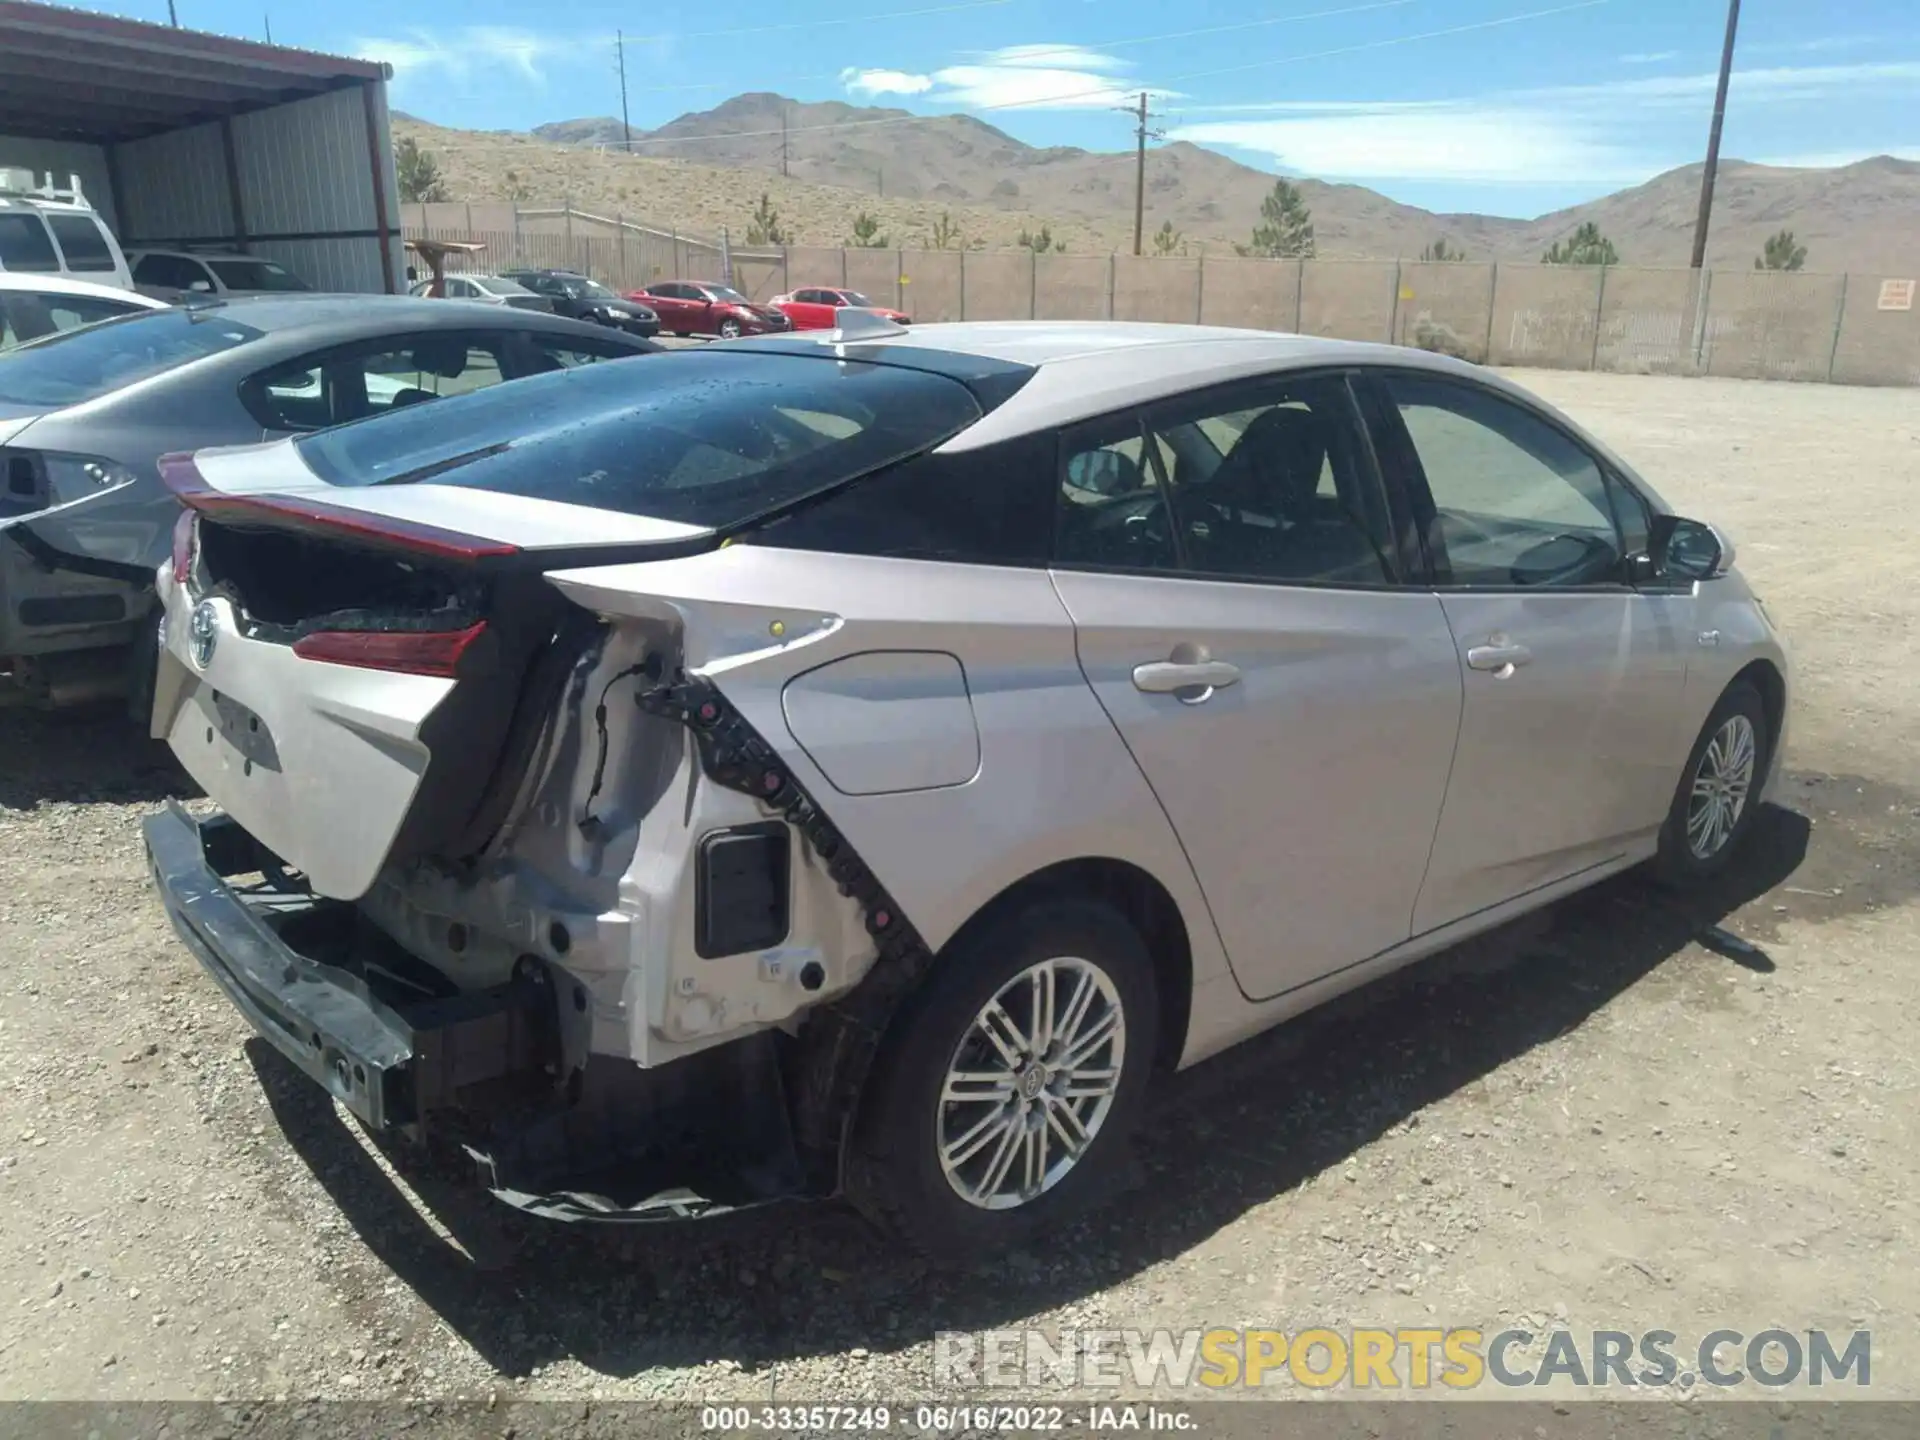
[747,432,1057,567]
[0,307,260,407]
[0,214,59,272]
[295,349,989,531]
[47,215,117,273]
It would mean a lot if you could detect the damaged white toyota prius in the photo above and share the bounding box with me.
[144,317,1789,1260]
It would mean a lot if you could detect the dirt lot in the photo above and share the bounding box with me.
[0,370,1915,1405]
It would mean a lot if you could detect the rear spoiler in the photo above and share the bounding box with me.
[157,452,718,572]
[160,452,518,563]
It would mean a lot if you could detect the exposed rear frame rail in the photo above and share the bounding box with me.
[633,666,936,1191]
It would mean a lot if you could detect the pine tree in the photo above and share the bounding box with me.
[1541,222,1618,265]
[1238,179,1315,259]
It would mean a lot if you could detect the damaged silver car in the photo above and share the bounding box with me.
[143,318,1790,1259]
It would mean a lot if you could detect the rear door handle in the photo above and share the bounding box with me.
[1132,660,1242,696]
[1465,641,1532,674]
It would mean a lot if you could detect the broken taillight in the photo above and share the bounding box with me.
[170,510,197,587]
[290,622,489,678]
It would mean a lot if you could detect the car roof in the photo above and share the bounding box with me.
[149,293,586,337]
[127,248,253,260]
[0,272,163,305]
[736,321,1520,452]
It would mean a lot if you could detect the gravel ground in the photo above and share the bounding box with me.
[0,369,1915,1407]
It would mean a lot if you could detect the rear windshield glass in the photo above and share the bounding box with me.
[294,349,985,530]
[0,307,261,407]
[208,258,310,292]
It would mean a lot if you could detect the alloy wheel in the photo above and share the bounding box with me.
[1687,713,1757,859]
[935,956,1126,1211]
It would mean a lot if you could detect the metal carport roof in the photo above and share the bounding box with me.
[0,0,389,144]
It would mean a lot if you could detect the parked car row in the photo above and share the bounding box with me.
[11,286,1781,1263]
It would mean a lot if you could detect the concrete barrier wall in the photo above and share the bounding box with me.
[1300,261,1398,343]
[1035,254,1112,320]
[400,211,1917,385]
[1198,257,1300,332]
[1393,262,1499,363]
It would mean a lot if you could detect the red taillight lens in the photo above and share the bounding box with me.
[291,622,488,678]
[170,510,197,585]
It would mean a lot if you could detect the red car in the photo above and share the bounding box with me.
[628,281,793,339]
[772,287,911,330]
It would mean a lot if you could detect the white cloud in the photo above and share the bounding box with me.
[841,68,934,98]
[356,26,560,84]
[1169,58,1920,184]
[1172,110,1652,186]
[840,42,1175,112]
[1619,50,1677,64]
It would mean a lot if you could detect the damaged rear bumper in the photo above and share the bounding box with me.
[142,800,811,1222]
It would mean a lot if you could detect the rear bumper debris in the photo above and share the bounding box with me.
[142,800,811,1221]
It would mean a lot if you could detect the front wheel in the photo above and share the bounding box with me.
[1653,679,1769,885]
[845,899,1158,1264]
[717,319,742,339]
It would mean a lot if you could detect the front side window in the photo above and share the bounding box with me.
[47,215,118,273]
[357,338,509,406]
[207,257,310,292]
[0,214,59,272]
[1380,373,1622,588]
[1057,375,1390,585]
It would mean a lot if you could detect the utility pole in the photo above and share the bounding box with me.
[263,13,271,42]
[1688,0,1741,269]
[780,107,789,178]
[1120,91,1163,257]
[167,0,179,25]
[616,31,633,154]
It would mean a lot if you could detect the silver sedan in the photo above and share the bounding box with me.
[142,318,1789,1261]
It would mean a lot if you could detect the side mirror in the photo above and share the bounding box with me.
[1650,515,1734,582]
[188,279,213,293]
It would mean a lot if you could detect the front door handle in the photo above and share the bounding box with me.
[1132,659,1242,699]
[1465,640,1533,674]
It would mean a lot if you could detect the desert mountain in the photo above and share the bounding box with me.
[396,95,1918,272]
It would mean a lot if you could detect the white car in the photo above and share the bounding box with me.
[142,318,1789,1260]
[0,170,135,291]
[127,248,313,298]
[0,272,165,351]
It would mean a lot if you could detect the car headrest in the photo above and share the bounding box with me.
[386,387,436,409]
[407,338,468,379]
[1211,405,1329,509]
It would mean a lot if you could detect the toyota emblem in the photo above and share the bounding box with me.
[187,600,218,670]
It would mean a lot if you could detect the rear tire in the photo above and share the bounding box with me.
[844,900,1158,1265]
[1653,679,1768,886]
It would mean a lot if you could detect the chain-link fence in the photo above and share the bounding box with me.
[401,204,1920,385]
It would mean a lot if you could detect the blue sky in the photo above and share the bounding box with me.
[111,0,1918,215]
